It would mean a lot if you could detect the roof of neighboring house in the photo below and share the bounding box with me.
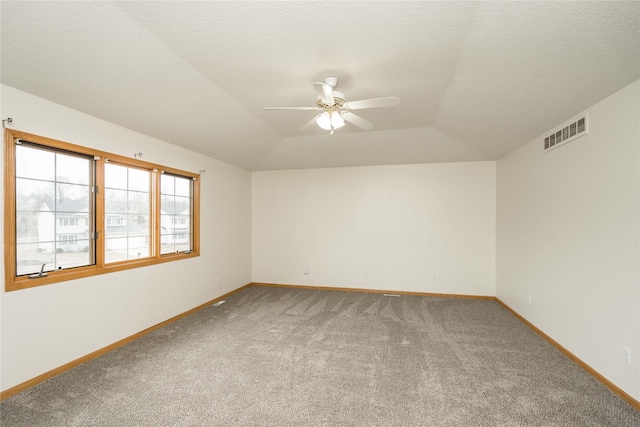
[38,203,148,232]
[39,202,190,217]
[39,202,89,215]
[39,202,146,216]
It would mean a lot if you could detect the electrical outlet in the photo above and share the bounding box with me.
[303,267,309,275]
[527,294,532,305]
[622,346,631,365]
[216,275,220,285]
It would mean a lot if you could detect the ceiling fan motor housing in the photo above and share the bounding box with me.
[317,91,345,110]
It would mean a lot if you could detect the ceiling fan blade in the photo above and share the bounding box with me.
[314,82,335,105]
[263,107,320,111]
[301,114,322,130]
[341,111,374,130]
[343,96,400,110]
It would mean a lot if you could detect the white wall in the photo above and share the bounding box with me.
[496,80,640,400]
[253,162,496,296]
[0,85,252,392]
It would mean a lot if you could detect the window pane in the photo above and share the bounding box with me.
[160,232,175,254]
[16,214,39,243]
[160,174,174,195]
[16,145,54,180]
[174,231,191,252]
[175,177,191,197]
[16,179,55,250]
[56,154,90,185]
[104,165,151,263]
[16,179,55,211]
[128,168,149,192]
[55,202,90,255]
[128,214,149,232]
[127,213,149,253]
[105,188,127,214]
[160,174,193,255]
[56,240,91,269]
[128,237,149,259]
[57,183,90,206]
[174,196,190,213]
[161,194,175,209]
[127,191,149,215]
[15,144,94,276]
[105,237,128,263]
[16,242,55,276]
[160,213,172,227]
[105,163,127,189]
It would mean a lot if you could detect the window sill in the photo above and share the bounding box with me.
[6,251,200,292]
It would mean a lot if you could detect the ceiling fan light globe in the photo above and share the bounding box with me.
[332,113,345,129]
[316,112,332,130]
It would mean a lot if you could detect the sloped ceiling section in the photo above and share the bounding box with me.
[2,1,639,171]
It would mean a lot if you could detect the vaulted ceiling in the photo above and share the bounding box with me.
[2,1,639,171]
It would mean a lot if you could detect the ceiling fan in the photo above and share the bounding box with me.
[263,77,400,134]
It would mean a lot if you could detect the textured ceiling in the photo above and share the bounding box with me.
[2,1,639,171]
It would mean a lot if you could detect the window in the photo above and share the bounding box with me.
[4,129,200,291]
[104,163,150,262]
[106,217,125,226]
[160,173,194,254]
[14,142,94,275]
[60,235,78,245]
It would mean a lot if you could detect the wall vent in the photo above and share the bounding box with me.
[544,113,588,152]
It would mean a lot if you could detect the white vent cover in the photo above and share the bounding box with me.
[544,113,588,152]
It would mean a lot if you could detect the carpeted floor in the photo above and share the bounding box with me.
[2,285,639,426]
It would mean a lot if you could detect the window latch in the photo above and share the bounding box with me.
[29,264,48,279]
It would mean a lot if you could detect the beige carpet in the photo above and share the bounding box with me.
[2,285,639,426]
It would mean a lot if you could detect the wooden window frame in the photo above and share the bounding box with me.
[4,129,200,291]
